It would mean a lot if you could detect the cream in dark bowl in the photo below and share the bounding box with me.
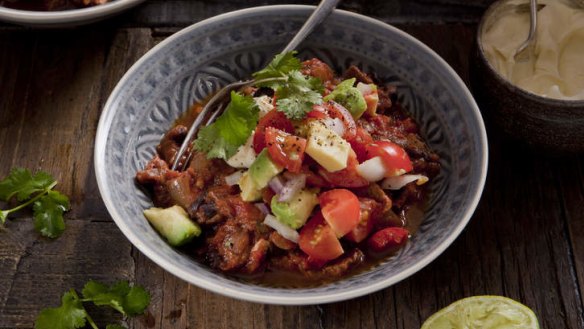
[472,0,584,153]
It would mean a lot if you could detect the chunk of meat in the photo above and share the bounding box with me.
[302,58,336,86]
[243,239,271,274]
[157,125,189,168]
[188,151,235,189]
[165,170,201,211]
[207,219,252,271]
[269,231,297,250]
[343,65,374,84]
[135,156,170,185]
[269,249,365,281]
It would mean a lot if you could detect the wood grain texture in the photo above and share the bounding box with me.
[0,1,583,328]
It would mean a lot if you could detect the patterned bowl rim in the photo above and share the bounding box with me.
[95,5,488,305]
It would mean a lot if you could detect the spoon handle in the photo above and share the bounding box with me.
[281,0,341,53]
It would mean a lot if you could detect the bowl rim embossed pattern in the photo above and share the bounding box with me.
[0,0,145,26]
[95,5,488,305]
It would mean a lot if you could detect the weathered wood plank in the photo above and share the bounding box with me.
[0,220,134,328]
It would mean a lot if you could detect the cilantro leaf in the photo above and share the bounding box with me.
[33,190,70,239]
[35,290,87,329]
[275,70,324,120]
[82,280,150,316]
[194,91,258,160]
[253,51,302,82]
[0,168,55,202]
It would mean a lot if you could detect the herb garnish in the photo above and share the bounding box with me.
[0,168,70,238]
[194,91,259,160]
[253,51,324,120]
[35,280,151,329]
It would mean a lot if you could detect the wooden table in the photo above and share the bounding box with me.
[1,1,583,328]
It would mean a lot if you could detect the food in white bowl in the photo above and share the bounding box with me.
[135,51,441,286]
[0,0,144,26]
[481,0,584,100]
[95,5,487,304]
[1,0,110,11]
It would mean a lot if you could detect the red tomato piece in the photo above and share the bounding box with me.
[345,198,378,243]
[347,127,374,163]
[265,127,307,173]
[318,150,369,188]
[306,104,329,120]
[365,141,413,176]
[367,227,410,254]
[253,110,294,153]
[299,212,344,262]
[324,101,357,140]
[319,189,361,238]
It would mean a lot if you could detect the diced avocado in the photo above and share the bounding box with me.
[271,189,319,229]
[143,205,201,246]
[238,171,262,202]
[305,121,350,172]
[324,78,367,119]
[249,149,283,188]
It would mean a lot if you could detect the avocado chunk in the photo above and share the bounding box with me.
[305,121,350,172]
[143,205,201,246]
[238,171,262,202]
[324,78,367,119]
[249,149,283,188]
[271,189,319,229]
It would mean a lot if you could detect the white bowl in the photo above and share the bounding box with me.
[0,0,144,27]
[95,5,488,305]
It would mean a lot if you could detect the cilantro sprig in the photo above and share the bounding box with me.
[194,91,259,160]
[192,51,323,160]
[35,280,151,329]
[0,168,70,238]
[253,51,324,120]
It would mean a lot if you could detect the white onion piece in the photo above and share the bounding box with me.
[264,214,299,243]
[268,175,286,194]
[225,170,244,186]
[254,203,270,215]
[381,174,429,190]
[278,174,306,202]
[321,117,345,137]
[254,95,274,118]
[356,82,373,95]
[356,157,386,182]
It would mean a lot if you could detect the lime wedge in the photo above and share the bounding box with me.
[421,295,540,329]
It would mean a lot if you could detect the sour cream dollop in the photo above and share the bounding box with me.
[481,0,584,100]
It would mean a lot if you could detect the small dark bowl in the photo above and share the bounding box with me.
[472,0,584,154]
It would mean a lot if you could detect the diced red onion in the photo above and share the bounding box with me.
[381,174,429,190]
[268,175,286,194]
[264,214,299,243]
[278,174,306,202]
[254,203,270,215]
[356,156,386,182]
[225,170,244,186]
[322,117,345,137]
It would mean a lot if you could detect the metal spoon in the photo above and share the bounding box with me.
[172,0,340,170]
[514,0,538,62]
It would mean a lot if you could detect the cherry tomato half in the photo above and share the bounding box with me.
[365,141,413,177]
[265,127,307,173]
[367,227,410,254]
[253,110,294,154]
[345,198,378,243]
[299,212,344,262]
[347,127,374,163]
[319,189,361,238]
[318,149,369,188]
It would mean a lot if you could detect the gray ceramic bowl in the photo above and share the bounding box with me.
[473,0,584,153]
[95,5,488,305]
[0,0,144,27]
